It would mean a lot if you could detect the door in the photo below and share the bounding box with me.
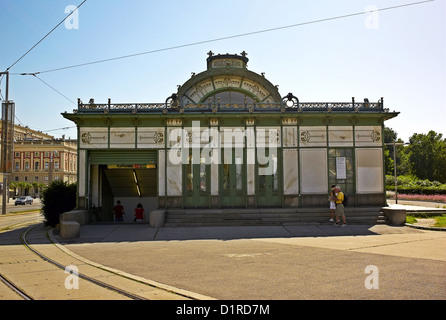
[220,148,245,207]
[184,149,210,207]
[257,148,281,206]
[328,148,354,196]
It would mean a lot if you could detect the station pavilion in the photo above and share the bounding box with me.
[62,52,399,223]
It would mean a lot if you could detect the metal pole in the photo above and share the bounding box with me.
[1,71,9,215]
[393,143,398,204]
[385,142,408,206]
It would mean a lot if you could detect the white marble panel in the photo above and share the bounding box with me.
[247,148,255,195]
[184,125,211,148]
[167,150,182,196]
[78,150,86,197]
[109,127,135,148]
[246,127,255,148]
[300,148,327,194]
[211,149,219,196]
[137,128,165,148]
[328,126,353,147]
[79,127,108,149]
[283,149,299,195]
[283,126,298,147]
[355,126,383,146]
[356,148,383,193]
[158,150,165,196]
[221,127,245,148]
[256,127,281,148]
[167,127,183,148]
[299,126,327,147]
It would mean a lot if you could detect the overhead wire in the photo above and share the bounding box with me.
[6,0,87,72]
[3,0,435,133]
[42,126,76,133]
[31,74,77,105]
[11,0,435,75]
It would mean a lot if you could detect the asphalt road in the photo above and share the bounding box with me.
[0,198,43,230]
[0,197,42,214]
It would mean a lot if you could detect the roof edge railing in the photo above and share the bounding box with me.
[74,97,386,114]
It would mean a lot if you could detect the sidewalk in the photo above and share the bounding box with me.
[386,199,446,210]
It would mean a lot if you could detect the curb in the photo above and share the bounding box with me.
[405,223,446,231]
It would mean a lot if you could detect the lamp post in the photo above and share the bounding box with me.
[385,142,409,204]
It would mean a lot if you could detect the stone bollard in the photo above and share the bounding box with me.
[60,220,80,239]
[62,210,88,225]
[150,210,166,228]
[382,207,407,226]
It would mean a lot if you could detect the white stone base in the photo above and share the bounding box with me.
[60,220,80,239]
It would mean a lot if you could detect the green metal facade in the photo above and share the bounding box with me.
[62,53,398,221]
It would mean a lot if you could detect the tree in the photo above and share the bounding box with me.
[408,131,446,183]
[9,181,18,197]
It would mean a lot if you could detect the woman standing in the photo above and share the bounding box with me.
[134,203,145,222]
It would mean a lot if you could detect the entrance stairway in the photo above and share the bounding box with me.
[164,207,387,227]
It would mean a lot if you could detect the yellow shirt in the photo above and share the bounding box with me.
[335,192,344,204]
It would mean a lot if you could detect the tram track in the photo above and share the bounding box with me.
[0,272,33,300]
[20,226,146,300]
[0,221,194,300]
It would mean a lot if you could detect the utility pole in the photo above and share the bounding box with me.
[1,71,14,215]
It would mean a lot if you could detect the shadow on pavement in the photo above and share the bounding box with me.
[55,223,418,245]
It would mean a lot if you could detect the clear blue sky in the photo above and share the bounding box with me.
[1,0,445,142]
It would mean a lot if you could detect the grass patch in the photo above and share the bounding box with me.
[8,209,41,214]
[406,215,418,224]
[433,214,446,228]
[406,213,446,228]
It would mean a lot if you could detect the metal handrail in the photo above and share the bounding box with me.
[74,98,385,114]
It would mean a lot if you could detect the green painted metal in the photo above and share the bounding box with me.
[257,148,282,206]
[183,149,210,208]
[220,148,246,207]
[89,150,157,165]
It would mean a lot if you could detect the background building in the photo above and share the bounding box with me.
[1,123,77,198]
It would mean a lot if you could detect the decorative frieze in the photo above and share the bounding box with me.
[355,126,382,146]
[79,127,108,149]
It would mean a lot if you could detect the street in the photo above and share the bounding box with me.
[0,197,43,230]
[0,197,42,214]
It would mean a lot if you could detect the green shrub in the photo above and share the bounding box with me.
[385,175,446,195]
[41,180,77,227]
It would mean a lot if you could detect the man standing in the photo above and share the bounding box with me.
[113,200,125,222]
[334,186,347,227]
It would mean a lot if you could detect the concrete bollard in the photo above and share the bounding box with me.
[62,210,88,225]
[383,207,407,226]
[150,210,166,228]
[60,220,80,239]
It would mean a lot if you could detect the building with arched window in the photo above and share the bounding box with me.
[62,52,399,224]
